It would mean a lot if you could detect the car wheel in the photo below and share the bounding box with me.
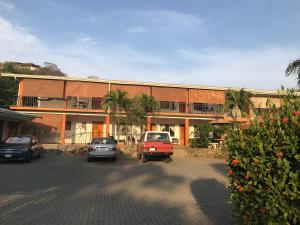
[38,150,43,158]
[142,153,147,163]
[25,150,32,163]
[87,158,92,162]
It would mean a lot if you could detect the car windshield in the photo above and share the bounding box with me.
[146,133,170,142]
[5,136,31,144]
[91,138,115,145]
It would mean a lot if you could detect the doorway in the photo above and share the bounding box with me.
[179,124,185,145]
[92,122,104,139]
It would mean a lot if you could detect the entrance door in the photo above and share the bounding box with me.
[92,122,104,138]
[179,124,185,145]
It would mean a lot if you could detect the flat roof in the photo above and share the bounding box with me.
[0,108,36,122]
[0,73,292,96]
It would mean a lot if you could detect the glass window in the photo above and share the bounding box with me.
[5,136,31,144]
[146,132,170,142]
[160,124,175,137]
[91,138,115,145]
[66,121,72,130]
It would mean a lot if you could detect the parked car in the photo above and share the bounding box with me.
[0,135,43,163]
[87,137,118,162]
[137,131,173,162]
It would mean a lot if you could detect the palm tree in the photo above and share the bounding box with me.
[134,94,158,132]
[225,88,253,118]
[286,59,300,86]
[103,90,129,142]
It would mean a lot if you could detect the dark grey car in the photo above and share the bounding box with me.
[0,135,43,163]
[87,137,118,162]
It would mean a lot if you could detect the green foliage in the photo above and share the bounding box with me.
[0,77,18,108]
[226,89,300,225]
[225,88,253,117]
[286,59,300,86]
[191,123,214,148]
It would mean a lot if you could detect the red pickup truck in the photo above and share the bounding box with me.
[137,131,173,162]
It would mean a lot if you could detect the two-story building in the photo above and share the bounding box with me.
[0,73,285,146]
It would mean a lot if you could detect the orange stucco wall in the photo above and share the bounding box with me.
[111,84,150,98]
[189,89,225,104]
[152,87,187,102]
[65,81,108,97]
[31,114,62,143]
[23,79,64,97]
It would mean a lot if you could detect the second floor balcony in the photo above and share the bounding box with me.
[15,96,104,110]
[13,96,224,115]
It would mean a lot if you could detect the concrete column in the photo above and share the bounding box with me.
[105,115,110,137]
[60,114,66,144]
[146,117,151,131]
[186,89,189,113]
[18,79,24,106]
[17,122,22,135]
[185,118,189,146]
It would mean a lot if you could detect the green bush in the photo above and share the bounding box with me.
[226,90,300,224]
[191,123,214,148]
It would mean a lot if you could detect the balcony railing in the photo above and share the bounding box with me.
[14,96,104,110]
[13,96,224,115]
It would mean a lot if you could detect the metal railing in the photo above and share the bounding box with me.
[14,96,224,115]
[14,96,104,110]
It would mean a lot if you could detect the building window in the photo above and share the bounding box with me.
[66,121,72,130]
[160,101,170,110]
[160,124,175,137]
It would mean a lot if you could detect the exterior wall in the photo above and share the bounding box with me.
[251,96,282,108]
[65,81,108,97]
[31,114,62,144]
[23,79,64,97]
[189,89,225,104]
[152,87,187,102]
[65,115,106,144]
[111,84,150,98]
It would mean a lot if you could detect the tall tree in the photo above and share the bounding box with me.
[286,59,300,86]
[225,88,253,118]
[133,93,158,134]
[103,90,129,142]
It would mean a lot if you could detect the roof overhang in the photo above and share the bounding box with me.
[1,73,297,96]
[0,108,36,122]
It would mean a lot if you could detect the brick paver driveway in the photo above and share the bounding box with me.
[0,152,232,225]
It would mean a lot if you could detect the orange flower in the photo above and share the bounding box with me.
[239,186,244,193]
[282,117,288,124]
[227,168,233,175]
[293,111,299,116]
[231,159,240,166]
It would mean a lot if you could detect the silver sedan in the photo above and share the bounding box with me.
[87,137,118,162]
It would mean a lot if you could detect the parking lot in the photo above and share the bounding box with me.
[0,153,232,225]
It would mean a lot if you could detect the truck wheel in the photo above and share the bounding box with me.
[142,153,147,163]
[137,151,141,160]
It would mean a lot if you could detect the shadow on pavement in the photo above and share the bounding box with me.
[211,163,228,177]
[190,178,232,225]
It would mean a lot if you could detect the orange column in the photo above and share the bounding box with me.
[185,118,190,146]
[18,79,24,106]
[105,115,110,137]
[186,89,189,113]
[60,114,66,144]
[146,116,151,131]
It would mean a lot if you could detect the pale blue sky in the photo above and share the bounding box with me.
[0,0,299,89]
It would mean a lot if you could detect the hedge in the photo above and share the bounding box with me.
[226,90,300,224]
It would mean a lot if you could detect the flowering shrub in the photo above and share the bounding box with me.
[226,90,300,224]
